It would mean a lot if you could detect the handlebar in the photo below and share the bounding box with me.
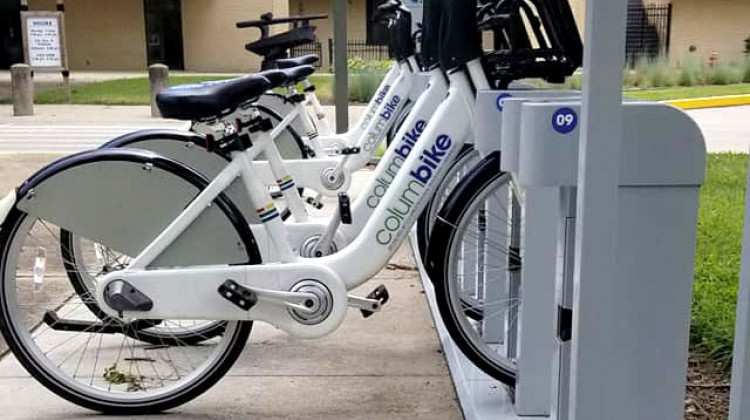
[377,0,403,14]
[236,13,328,29]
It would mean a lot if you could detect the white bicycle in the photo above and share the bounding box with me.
[42,1,445,354]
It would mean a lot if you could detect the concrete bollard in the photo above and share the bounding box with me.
[11,64,34,116]
[149,64,169,118]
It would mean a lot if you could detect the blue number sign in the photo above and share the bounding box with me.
[551,107,578,134]
[496,93,513,112]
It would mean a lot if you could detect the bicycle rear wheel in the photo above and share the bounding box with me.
[0,151,257,414]
[425,152,521,386]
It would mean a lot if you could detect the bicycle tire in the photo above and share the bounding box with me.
[415,143,479,264]
[425,151,519,386]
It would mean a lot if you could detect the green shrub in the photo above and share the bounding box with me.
[743,60,750,83]
[349,73,386,103]
[346,58,391,103]
[564,73,582,90]
[622,68,637,88]
[631,56,676,88]
[707,62,744,85]
[347,57,392,74]
[677,57,706,87]
[648,57,677,87]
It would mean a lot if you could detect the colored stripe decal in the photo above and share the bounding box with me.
[256,203,280,222]
[277,175,296,192]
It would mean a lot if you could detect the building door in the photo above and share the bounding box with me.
[144,0,184,70]
[0,0,23,69]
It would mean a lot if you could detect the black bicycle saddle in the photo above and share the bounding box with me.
[156,76,271,121]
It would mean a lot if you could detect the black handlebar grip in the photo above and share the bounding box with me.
[392,11,415,62]
[377,0,402,13]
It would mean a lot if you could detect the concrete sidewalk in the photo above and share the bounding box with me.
[1,104,749,153]
[686,105,750,153]
[0,154,461,419]
[0,105,367,153]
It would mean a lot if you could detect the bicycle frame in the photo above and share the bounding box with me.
[248,65,448,257]
[95,63,484,340]
[236,60,404,158]
[299,78,334,137]
[214,58,419,199]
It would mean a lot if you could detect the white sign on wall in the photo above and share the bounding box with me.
[26,17,62,67]
[21,11,68,72]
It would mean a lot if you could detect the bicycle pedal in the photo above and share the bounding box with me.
[218,279,258,311]
[360,285,390,318]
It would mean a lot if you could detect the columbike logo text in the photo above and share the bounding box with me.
[363,95,402,152]
[359,85,391,130]
[375,134,453,246]
[366,119,427,209]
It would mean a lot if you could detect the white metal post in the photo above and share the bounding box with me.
[515,187,559,416]
[333,0,348,133]
[729,152,750,420]
[568,0,629,419]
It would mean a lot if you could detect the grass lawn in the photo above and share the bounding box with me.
[625,84,750,102]
[34,76,229,105]
[23,74,750,106]
[692,153,747,369]
[32,74,334,105]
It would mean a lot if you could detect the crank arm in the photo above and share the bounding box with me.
[219,279,317,313]
[348,285,390,318]
[245,285,318,314]
[347,295,382,314]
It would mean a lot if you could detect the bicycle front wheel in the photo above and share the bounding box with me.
[425,152,521,386]
[416,143,480,264]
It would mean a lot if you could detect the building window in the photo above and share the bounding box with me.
[626,2,672,64]
[144,0,185,70]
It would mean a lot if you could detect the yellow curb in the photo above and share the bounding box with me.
[664,94,750,110]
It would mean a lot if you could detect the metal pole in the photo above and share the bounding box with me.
[568,0,629,418]
[729,150,750,420]
[332,0,348,133]
[11,64,34,116]
[148,64,169,118]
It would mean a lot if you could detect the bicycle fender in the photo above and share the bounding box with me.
[16,148,260,267]
[102,129,259,223]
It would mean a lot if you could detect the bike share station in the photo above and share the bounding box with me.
[411,0,707,418]
[0,0,719,416]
